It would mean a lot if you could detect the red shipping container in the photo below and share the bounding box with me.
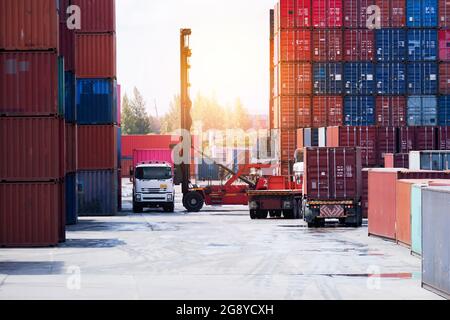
[121,159,133,177]
[0,182,62,247]
[0,52,59,116]
[278,63,312,95]
[377,127,397,165]
[72,0,116,33]
[439,0,450,28]
[279,161,294,176]
[398,127,416,154]
[362,168,369,218]
[415,127,437,151]
[312,30,343,61]
[439,31,450,61]
[279,129,297,161]
[343,0,371,28]
[0,0,59,50]
[276,0,311,29]
[0,117,65,181]
[75,33,116,78]
[59,22,75,72]
[438,126,450,150]
[384,153,409,169]
[78,125,118,170]
[376,96,407,127]
[312,96,343,127]
[376,0,406,27]
[122,135,176,158]
[439,63,450,94]
[66,123,78,173]
[312,0,343,28]
[343,30,375,61]
[275,96,312,128]
[304,147,362,200]
[276,29,311,63]
[117,84,121,126]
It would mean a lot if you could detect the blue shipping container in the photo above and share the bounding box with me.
[313,63,343,94]
[76,79,117,125]
[406,0,438,27]
[65,72,76,123]
[77,170,118,216]
[344,96,376,126]
[376,63,406,94]
[65,172,78,226]
[438,96,450,126]
[375,29,407,62]
[407,63,438,94]
[344,63,375,95]
[197,160,220,181]
[407,29,438,61]
[407,96,438,126]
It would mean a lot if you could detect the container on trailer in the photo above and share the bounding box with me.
[407,29,438,61]
[376,63,406,95]
[0,0,59,50]
[407,96,438,126]
[0,117,65,181]
[77,125,118,170]
[312,0,343,28]
[384,153,410,169]
[275,96,311,128]
[415,126,437,150]
[65,72,76,123]
[313,63,343,95]
[343,29,374,61]
[304,147,362,201]
[439,63,450,94]
[377,127,398,165]
[376,96,407,127]
[398,127,416,154]
[422,186,450,299]
[76,78,117,124]
[122,135,176,158]
[376,0,406,27]
[343,0,371,28]
[77,170,118,216]
[344,96,376,126]
[65,172,78,226]
[312,96,343,128]
[66,123,78,174]
[277,29,311,63]
[133,149,174,169]
[312,30,343,61]
[409,151,450,171]
[75,33,116,79]
[344,63,375,95]
[0,52,61,116]
[71,0,116,32]
[439,31,450,61]
[406,0,438,27]
[438,126,450,150]
[439,0,450,28]
[0,182,62,247]
[59,21,75,72]
[276,0,311,29]
[278,63,312,95]
[407,63,438,95]
[375,29,407,62]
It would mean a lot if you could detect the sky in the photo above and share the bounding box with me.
[116,0,275,117]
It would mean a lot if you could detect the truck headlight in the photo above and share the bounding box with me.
[135,194,142,201]
[249,201,258,210]
[283,201,292,209]
[167,193,173,201]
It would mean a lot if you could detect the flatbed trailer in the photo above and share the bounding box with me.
[303,198,363,228]
[248,189,303,219]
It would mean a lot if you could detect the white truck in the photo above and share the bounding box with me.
[131,162,175,213]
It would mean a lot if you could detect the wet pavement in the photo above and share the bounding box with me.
[0,179,443,300]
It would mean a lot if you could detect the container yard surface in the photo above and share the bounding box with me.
[0,180,442,300]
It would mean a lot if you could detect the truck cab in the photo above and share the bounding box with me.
[131,162,175,213]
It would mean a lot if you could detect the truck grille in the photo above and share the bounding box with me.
[141,188,167,194]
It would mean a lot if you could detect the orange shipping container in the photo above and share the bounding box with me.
[274,96,312,128]
[75,33,116,78]
[279,129,297,162]
[278,63,312,95]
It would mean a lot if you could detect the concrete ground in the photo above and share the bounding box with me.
[0,179,443,300]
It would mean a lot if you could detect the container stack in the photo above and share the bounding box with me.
[0,0,66,246]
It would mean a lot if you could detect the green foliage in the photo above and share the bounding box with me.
[160,95,181,134]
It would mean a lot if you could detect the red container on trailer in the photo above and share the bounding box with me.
[279,129,297,162]
[75,33,116,78]
[59,22,75,72]
[78,125,118,170]
[439,31,450,61]
[375,0,406,27]
[0,0,59,50]
[276,0,311,29]
[66,123,78,174]
[398,127,416,154]
[415,127,437,151]
[133,149,174,169]
[0,117,65,182]
[312,0,343,28]
[439,63,450,93]
[438,126,450,150]
[0,52,59,116]
[377,127,398,166]
[278,63,312,95]
[122,135,177,158]
[304,147,362,201]
[72,0,116,32]
[312,96,344,127]
[0,182,63,247]
[277,29,311,62]
[312,30,343,61]
[343,0,371,28]
[343,29,374,61]
[275,96,312,128]
[439,0,450,28]
[376,96,407,127]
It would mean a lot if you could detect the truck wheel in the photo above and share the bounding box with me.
[183,192,204,212]
[256,210,268,219]
[284,210,295,220]
[250,210,257,220]
[133,202,143,213]
[164,203,175,213]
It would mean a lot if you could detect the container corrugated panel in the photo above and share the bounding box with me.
[313,63,343,94]
[75,33,116,79]
[279,129,297,161]
[438,126,450,149]
[407,63,438,95]
[76,78,117,124]
[275,96,312,128]
[398,127,416,154]
[415,126,438,150]
[407,96,438,126]
[198,161,220,181]
[438,97,450,126]
[312,96,343,128]
[117,84,121,126]
[362,169,369,218]
[343,0,371,28]
[276,0,311,28]
[344,96,375,126]
[117,127,122,167]
[312,0,343,28]
[0,0,59,50]
[411,184,425,255]
[343,29,374,61]
[277,29,311,63]
[376,0,406,27]
[312,29,343,61]
[133,149,174,168]
[406,0,438,27]
[0,182,61,247]
[376,63,406,94]
[422,186,450,299]
[344,63,375,95]
[59,22,75,71]
[407,29,438,61]
[122,135,175,158]
[375,29,407,62]
[377,127,398,165]
[77,125,118,170]
[65,72,76,123]
[376,96,407,127]
[77,170,118,216]
[0,52,60,116]
[65,172,78,226]
[439,0,450,28]
[304,147,362,200]
[278,62,312,95]
[71,0,116,32]
[0,117,65,181]
[58,57,65,119]
[412,151,450,170]
[65,123,77,174]
[117,169,122,211]
[439,63,450,94]
[121,159,133,177]
[439,30,450,61]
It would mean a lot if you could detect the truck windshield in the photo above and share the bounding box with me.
[135,167,172,180]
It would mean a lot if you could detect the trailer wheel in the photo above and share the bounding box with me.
[256,210,268,219]
[183,192,204,212]
[250,210,257,220]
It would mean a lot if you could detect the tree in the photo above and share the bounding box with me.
[160,95,181,134]
[121,87,152,135]
[231,98,252,130]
